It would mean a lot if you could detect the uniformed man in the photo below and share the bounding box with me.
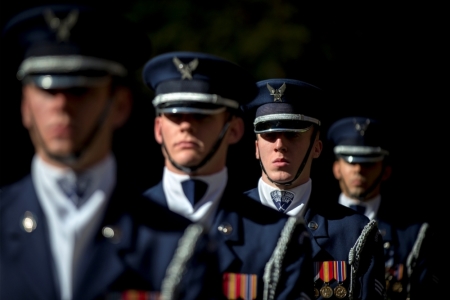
[327,116,439,299]
[141,51,314,300]
[242,79,387,299]
[0,5,221,300]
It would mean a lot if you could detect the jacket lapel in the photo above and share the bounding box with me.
[304,207,330,259]
[5,177,59,300]
[143,182,168,207]
[211,206,242,272]
[73,181,135,300]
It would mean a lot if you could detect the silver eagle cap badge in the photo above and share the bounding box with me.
[173,57,199,80]
[267,83,286,102]
[354,118,370,136]
[44,9,79,42]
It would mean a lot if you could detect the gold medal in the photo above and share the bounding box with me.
[392,281,403,293]
[314,287,320,298]
[320,284,333,298]
[334,284,347,299]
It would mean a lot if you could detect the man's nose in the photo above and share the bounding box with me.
[275,136,287,151]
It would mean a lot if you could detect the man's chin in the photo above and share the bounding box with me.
[268,172,294,183]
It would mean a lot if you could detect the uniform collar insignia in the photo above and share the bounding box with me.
[354,118,370,136]
[44,9,79,42]
[267,82,286,102]
[173,56,199,80]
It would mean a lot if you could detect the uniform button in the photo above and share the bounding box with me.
[218,223,233,235]
[308,221,319,230]
[22,211,37,233]
[384,242,391,249]
[102,226,121,243]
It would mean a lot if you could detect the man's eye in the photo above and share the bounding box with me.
[261,132,277,140]
[192,114,208,121]
[284,132,301,139]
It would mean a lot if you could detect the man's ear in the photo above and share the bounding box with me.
[112,86,132,129]
[332,160,342,180]
[382,165,392,181]
[255,138,260,159]
[21,94,32,129]
[227,116,244,145]
[312,139,323,159]
[154,116,163,145]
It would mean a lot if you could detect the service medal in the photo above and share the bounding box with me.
[334,284,347,299]
[392,281,403,293]
[333,261,348,299]
[320,285,333,298]
[317,261,335,298]
[314,287,320,298]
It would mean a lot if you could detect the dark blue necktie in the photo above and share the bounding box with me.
[181,179,208,206]
[349,204,366,215]
[58,176,90,208]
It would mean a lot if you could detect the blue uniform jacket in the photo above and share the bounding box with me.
[374,201,439,300]
[0,175,222,300]
[143,181,315,300]
[245,188,387,300]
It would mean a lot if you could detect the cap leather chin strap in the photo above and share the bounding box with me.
[161,114,232,175]
[30,96,115,166]
[260,125,319,187]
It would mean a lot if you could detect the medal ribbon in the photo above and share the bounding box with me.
[319,261,334,283]
[314,262,321,281]
[223,273,257,300]
[395,264,404,280]
[333,261,347,282]
[120,290,161,299]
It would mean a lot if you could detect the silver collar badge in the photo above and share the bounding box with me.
[44,9,79,42]
[173,57,199,80]
[267,83,286,102]
[354,118,370,136]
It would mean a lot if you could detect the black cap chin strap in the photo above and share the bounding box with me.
[161,115,233,175]
[260,126,319,187]
[31,96,115,166]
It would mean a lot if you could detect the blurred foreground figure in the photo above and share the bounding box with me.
[328,116,439,299]
[142,52,314,300]
[242,79,387,299]
[0,4,220,300]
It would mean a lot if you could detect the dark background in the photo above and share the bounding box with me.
[1,1,445,228]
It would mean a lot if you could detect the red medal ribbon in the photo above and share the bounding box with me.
[319,261,334,283]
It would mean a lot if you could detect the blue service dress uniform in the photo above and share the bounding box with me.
[372,200,438,300]
[245,188,387,300]
[144,181,314,300]
[0,174,221,300]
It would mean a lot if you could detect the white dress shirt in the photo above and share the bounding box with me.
[32,154,115,300]
[338,193,381,220]
[162,166,227,228]
[258,177,312,217]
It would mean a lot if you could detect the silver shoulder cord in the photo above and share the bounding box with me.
[405,222,430,296]
[348,219,381,300]
[263,216,305,300]
[160,223,206,300]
